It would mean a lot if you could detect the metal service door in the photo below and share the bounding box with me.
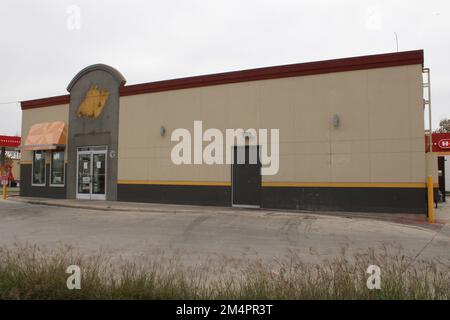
[76,147,107,200]
[232,146,261,208]
[438,156,446,202]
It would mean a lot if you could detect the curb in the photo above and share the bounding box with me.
[7,197,446,228]
[7,197,234,215]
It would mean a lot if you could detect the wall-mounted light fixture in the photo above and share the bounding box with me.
[160,126,166,136]
[332,114,340,128]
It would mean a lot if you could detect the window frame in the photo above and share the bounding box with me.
[50,150,65,187]
[31,150,46,187]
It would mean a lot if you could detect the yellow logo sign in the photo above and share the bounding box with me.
[77,85,110,119]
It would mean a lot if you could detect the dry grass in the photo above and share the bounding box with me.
[0,245,449,300]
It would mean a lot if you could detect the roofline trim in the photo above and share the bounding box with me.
[21,50,424,110]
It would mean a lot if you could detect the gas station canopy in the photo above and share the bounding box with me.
[0,135,21,149]
[426,132,450,154]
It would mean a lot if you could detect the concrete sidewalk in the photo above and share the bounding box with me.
[9,196,244,215]
[435,200,450,223]
[7,196,444,226]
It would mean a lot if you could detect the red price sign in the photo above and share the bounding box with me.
[438,139,450,149]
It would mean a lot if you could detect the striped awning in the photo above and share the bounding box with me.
[23,121,67,151]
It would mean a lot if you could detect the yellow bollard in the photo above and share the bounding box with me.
[2,183,6,200]
[427,176,434,224]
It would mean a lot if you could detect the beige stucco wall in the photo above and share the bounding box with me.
[426,153,438,182]
[118,64,425,184]
[21,104,69,163]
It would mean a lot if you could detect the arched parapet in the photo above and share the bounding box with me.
[67,64,126,92]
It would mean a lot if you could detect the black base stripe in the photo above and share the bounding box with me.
[18,171,430,214]
[261,186,428,214]
[117,184,231,207]
[20,164,67,199]
[117,184,428,214]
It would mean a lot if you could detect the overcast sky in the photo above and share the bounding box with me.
[1,0,449,136]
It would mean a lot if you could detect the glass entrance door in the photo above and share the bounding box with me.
[76,147,107,200]
[77,153,92,199]
[91,153,106,200]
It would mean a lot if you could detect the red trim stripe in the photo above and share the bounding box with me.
[21,94,70,110]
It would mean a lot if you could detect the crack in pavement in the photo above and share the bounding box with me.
[408,224,446,266]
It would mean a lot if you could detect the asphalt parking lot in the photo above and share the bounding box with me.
[0,199,449,266]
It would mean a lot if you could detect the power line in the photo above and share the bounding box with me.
[394,32,399,52]
[0,101,20,105]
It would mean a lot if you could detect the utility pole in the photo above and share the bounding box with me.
[394,32,399,52]
[0,146,6,199]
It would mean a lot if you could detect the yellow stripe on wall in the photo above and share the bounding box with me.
[118,180,429,188]
[261,182,427,188]
[117,180,231,187]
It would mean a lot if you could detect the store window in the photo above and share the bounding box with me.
[32,150,46,186]
[51,150,65,186]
